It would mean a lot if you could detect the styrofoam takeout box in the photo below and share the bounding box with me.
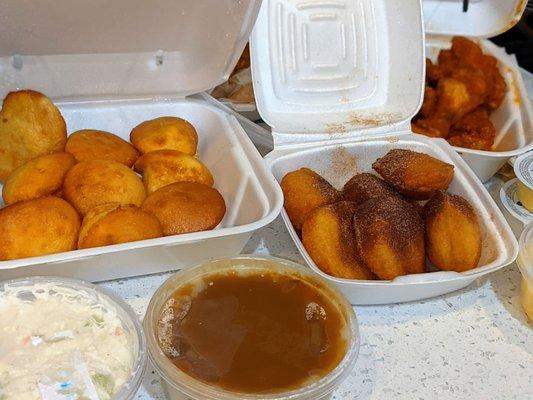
[421,0,533,182]
[251,0,518,304]
[0,0,283,282]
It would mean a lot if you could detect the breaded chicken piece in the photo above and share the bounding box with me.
[353,196,425,280]
[447,108,496,151]
[0,90,67,181]
[78,203,162,249]
[2,152,75,205]
[423,191,482,272]
[134,150,213,194]
[342,173,401,206]
[411,117,451,139]
[419,87,438,119]
[372,149,454,200]
[302,201,375,280]
[0,197,80,260]
[281,168,340,230]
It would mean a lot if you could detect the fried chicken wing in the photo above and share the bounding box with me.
[423,191,482,272]
[302,201,375,280]
[447,108,495,150]
[353,196,425,280]
[413,36,506,150]
[372,149,454,200]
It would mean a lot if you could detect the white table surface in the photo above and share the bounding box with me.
[99,214,533,400]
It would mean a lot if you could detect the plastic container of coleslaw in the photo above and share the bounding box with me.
[144,256,359,400]
[0,276,146,400]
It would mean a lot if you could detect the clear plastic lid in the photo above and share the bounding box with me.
[423,0,527,38]
[250,0,424,135]
[514,151,533,190]
[0,0,262,100]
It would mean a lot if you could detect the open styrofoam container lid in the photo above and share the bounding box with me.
[250,0,424,135]
[423,0,527,38]
[0,0,262,100]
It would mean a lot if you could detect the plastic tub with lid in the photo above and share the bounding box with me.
[0,0,283,282]
[517,223,533,321]
[421,0,533,182]
[250,0,518,304]
[0,276,146,399]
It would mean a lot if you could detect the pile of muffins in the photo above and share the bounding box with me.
[0,90,225,261]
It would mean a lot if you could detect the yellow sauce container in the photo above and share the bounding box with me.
[517,223,533,321]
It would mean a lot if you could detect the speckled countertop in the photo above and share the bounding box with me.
[100,215,533,400]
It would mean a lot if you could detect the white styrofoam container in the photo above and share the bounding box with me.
[0,0,284,282]
[251,0,519,304]
[420,0,533,182]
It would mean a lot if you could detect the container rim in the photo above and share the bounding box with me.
[143,255,360,400]
[0,275,147,400]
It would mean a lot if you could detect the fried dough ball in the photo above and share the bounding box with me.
[0,197,80,260]
[423,191,482,272]
[78,203,163,249]
[63,160,145,215]
[281,168,340,230]
[302,201,375,280]
[2,152,75,205]
[353,196,425,280]
[342,173,402,206]
[0,90,67,181]
[130,117,198,155]
[142,182,225,236]
[134,150,213,194]
[372,149,454,200]
[65,129,139,167]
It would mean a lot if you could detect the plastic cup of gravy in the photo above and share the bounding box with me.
[0,276,146,400]
[144,256,359,400]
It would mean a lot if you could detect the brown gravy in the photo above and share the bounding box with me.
[156,271,349,394]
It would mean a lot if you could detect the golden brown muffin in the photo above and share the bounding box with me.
[353,196,425,280]
[2,152,76,205]
[0,90,67,181]
[134,150,213,194]
[372,149,454,199]
[423,191,482,272]
[65,129,139,167]
[280,168,340,230]
[0,196,80,260]
[342,172,402,206]
[78,203,163,249]
[63,160,145,215]
[142,182,225,236]
[130,117,198,155]
[302,201,375,280]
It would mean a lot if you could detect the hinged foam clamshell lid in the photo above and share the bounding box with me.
[423,0,527,38]
[250,0,424,135]
[0,0,262,100]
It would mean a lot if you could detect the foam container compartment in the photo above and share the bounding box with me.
[266,134,518,304]
[0,0,284,282]
[251,0,519,304]
[423,37,533,183]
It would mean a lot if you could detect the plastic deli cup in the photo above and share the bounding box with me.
[144,256,359,400]
[517,224,533,321]
[0,276,146,400]
[513,152,533,213]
